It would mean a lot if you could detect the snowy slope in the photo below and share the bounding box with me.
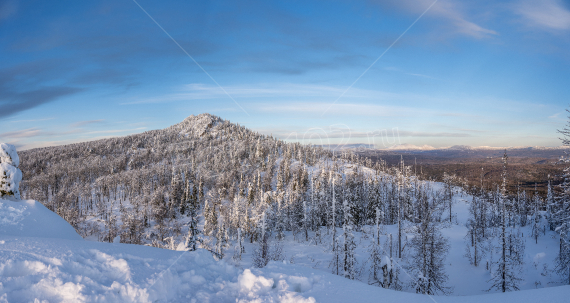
[0,199,82,241]
[0,198,316,303]
[2,197,570,302]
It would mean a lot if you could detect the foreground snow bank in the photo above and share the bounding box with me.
[0,200,316,302]
[0,199,82,240]
[0,236,316,303]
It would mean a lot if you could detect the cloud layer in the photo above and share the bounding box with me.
[516,0,570,30]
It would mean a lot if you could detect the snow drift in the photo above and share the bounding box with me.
[0,197,317,302]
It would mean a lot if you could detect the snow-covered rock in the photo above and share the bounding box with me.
[0,143,22,200]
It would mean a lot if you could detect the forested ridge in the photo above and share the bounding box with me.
[15,113,570,294]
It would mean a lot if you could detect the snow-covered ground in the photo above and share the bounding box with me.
[2,197,570,302]
[227,181,565,296]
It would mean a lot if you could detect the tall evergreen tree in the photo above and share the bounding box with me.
[488,151,523,292]
[555,110,570,284]
[342,199,357,280]
[409,190,450,295]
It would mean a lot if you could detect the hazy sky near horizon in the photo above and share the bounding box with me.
[1,0,570,150]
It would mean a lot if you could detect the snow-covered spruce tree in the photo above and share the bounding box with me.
[546,179,556,231]
[443,172,454,224]
[531,184,543,244]
[180,177,190,215]
[252,210,283,267]
[342,198,357,280]
[368,208,383,286]
[216,213,229,258]
[104,212,119,243]
[555,110,570,285]
[231,184,245,260]
[556,218,570,285]
[554,165,570,284]
[519,189,529,227]
[409,189,451,295]
[0,143,22,201]
[203,191,219,251]
[169,168,183,219]
[395,157,407,259]
[465,195,486,267]
[488,151,523,292]
[151,190,169,242]
[185,183,200,251]
[274,191,286,241]
[555,186,570,285]
[120,202,144,244]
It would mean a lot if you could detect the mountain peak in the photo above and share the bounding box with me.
[173,113,224,137]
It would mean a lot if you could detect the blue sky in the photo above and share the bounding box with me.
[1,0,570,150]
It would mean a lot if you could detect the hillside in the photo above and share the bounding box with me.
[8,113,570,298]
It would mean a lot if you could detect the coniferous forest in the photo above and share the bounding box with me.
[14,113,570,294]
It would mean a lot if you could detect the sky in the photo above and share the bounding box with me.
[1,0,570,150]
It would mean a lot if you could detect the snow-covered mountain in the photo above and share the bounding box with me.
[386,144,437,151]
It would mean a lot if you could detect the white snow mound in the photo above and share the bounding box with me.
[0,199,82,240]
[0,197,317,302]
[0,143,22,200]
[0,143,19,167]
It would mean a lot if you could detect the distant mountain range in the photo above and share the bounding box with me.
[388,144,570,151]
[334,143,569,152]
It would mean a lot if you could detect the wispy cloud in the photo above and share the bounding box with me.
[123,83,440,116]
[515,0,570,31]
[82,127,146,135]
[428,122,488,133]
[0,128,81,139]
[1,126,149,151]
[384,66,439,80]
[373,0,498,38]
[384,130,470,138]
[71,119,105,128]
[7,117,55,123]
[0,128,44,139]
[123,83,379,104]
[0,124,142,142]
[255,102,424,117]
